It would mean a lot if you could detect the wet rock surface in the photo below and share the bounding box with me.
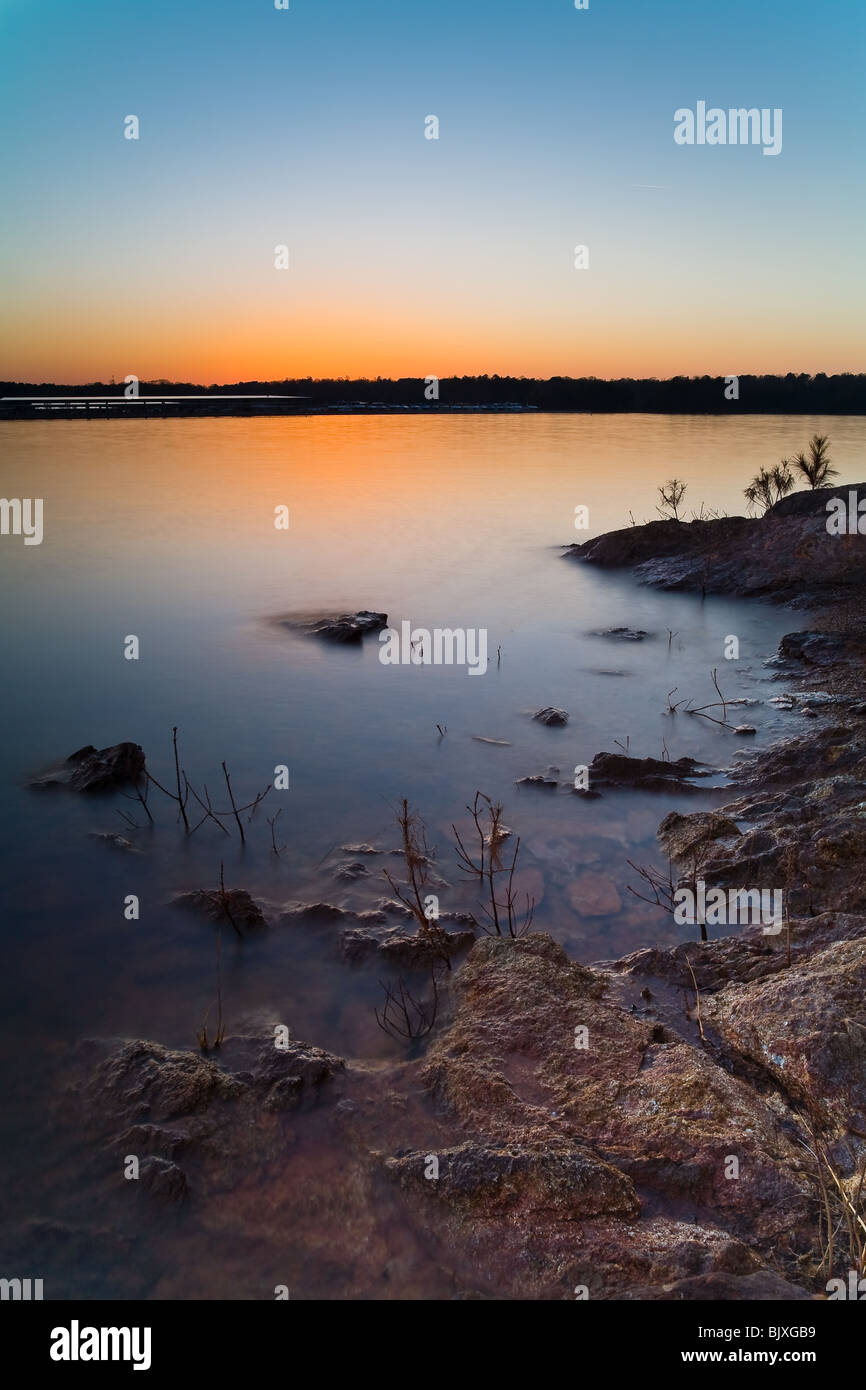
[532,706,569,726]
[591,627,653,641]
[298,610,388,642]
[30,742,146,793]
[590,751,713,792]
[174,888,267,930]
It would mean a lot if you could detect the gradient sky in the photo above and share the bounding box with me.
[1,0,864,382]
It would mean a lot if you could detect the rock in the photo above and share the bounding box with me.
[472,736,511,746]
[777,631,864,667]
[567,496,866,605]
[532,707,569,726]
[658,811,741,862]
[216,1035,344,1104]
[138,1157,188,1204]
[384,1142,639,1220]
[589,751,713,792]
[89,832,140,853]
[705,936,866,1133]
[770,483,866,520]
[591,627,652,641]
[333,860,370,882]
[85,1041,243,1124]
[82,1034,343,1137]
[372,897,414,918]
[340,924,476,968]
[416,934,813,1294]
[30,742,146,793]
[174,888,266,930]
[733,725,757,735]
[279,902,358,926]
[338,844,382,855]
[302,611,387,643]
[567,872,621,917]
[515,774,559,789]
[112,1124,190,1158]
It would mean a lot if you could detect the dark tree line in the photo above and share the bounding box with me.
[3,373,865,413]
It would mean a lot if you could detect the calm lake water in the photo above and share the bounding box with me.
[1,411,863,1296]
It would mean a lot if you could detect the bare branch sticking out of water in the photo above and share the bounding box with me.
[453,792,534,939]
[384,799,454,970]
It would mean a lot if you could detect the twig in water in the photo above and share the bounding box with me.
[268,807,286,856]
[173,727,191,832]
[453,793,534,939]
[383,799,453,970]
[221,761,246,844]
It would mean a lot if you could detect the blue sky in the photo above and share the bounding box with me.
[1,0,863,379]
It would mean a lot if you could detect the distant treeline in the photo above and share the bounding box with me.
[3,373,865,413]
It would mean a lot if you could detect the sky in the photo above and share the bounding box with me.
[0,0,864,383]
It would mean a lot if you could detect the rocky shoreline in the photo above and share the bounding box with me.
[29,486,866,1299]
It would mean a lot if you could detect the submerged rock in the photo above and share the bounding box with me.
[532,706,569,726]
[591,627,652,641]
[30,742,146,793]
[566,872,621,917]
[340,923,476,967]
[589,751,713,792]
[174,888,266,930]
[89,832,140,854]
[301,611,388,643]
[333,859,370,882]
[280,901,357,926]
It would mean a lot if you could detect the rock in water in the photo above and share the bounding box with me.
[589,751,712,792]
[30,742,146,793]
[532,707,569,726]
[174,888,266,930]
[305,611,387,642]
